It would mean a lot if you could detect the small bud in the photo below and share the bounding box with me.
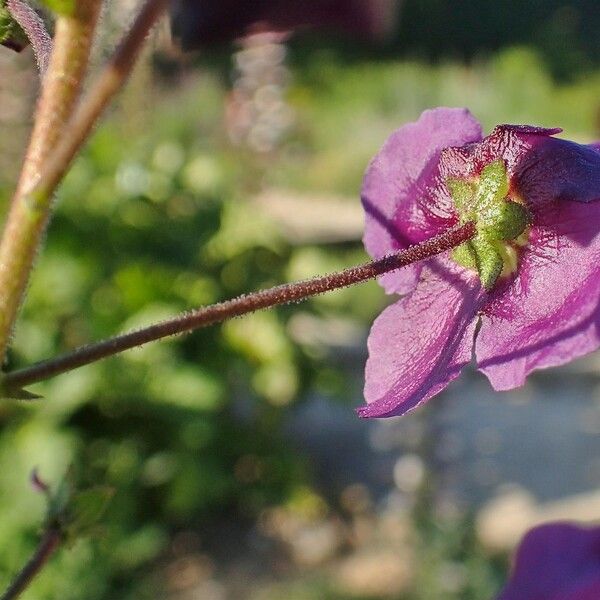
[30,468,50,494]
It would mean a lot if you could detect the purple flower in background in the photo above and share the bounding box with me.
[359,107,600,418]
[497,522,600,600]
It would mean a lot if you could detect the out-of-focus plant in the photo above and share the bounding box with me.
[0,31,387,594]
[498,522,600,600]
[0,1,401,595]
[0,0,599,597]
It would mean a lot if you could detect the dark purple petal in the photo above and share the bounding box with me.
[359,262,484,418]
[497,522,600,600]
[362,107,482,295]
[513,136,600,208]
[438,124,562,186]
[477,200,600,390]
[442,124,600,211]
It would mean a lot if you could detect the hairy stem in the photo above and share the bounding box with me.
[6,0,52,74]
[0,0,101,361]
[0,525,61,600]
[4,223,476,389]
[32,0,170,198]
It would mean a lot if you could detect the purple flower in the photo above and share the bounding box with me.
[360,107,600,418]
[497,522,600,600]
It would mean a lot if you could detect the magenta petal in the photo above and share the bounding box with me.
[477,201,600,390]
[497,523,600,600]
[514,135,600,208]
[359,265,483,418]
[361,107,482,294]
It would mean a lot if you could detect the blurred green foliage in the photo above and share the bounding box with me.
[0,0,28,51]
[395,0,600,80]
[0,38,599,598]
[0,53,379,599]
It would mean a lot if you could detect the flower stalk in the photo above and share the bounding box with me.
[32,0,170,198]
[0,525,61,600]
[4,222,475,390]
[0,0,102,362]
[0,0,169,364]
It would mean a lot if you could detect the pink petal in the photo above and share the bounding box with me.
[497,522,600,600]
[359,263,484,418]
[361,107,482,295]
[477,200,600,390]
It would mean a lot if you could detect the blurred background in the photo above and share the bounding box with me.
[1,0,600,598]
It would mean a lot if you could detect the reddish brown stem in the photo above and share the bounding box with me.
[4,222,475,390]
[0,526,61,600]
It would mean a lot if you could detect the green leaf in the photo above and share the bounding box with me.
[47,469,74,520]
[36,469,114,542]
[6,387,43,400]
[451,242,478,270]
[483,200,530,241]
[446,178,476,214]
[38,0,75,16]
[0,374,43,400]
[471,237,504,291]
[0,1,28,51]
[476,159,509,207]
[453,238,504,291]
[66,487,114,538]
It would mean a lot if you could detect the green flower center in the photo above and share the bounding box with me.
[448,159,529,291]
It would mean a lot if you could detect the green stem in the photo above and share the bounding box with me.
[0,0,102,361]
[33,0,170,199]
[3,222,476,389]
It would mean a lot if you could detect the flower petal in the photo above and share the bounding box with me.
[437,124,564,189]
[362,107,482,294]
[497,522,600,600]
[477,200,600,390]
[359,264,484,418]
[513,135,600,208]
